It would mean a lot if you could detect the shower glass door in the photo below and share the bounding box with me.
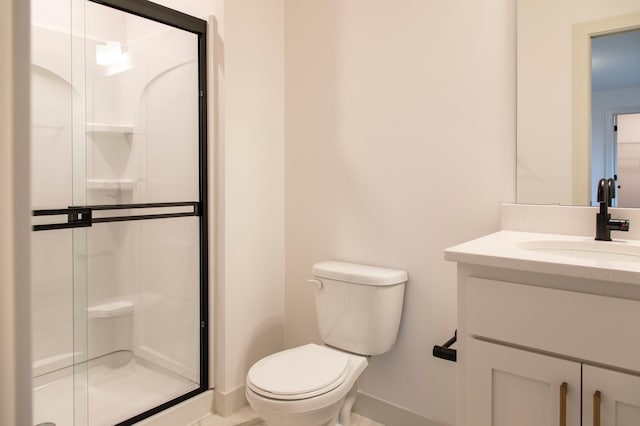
[31,1,208,425]
[31,0,89,424]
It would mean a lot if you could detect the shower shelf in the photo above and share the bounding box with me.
[88,300,135,318]
[86,122,134,135]
[86,178,137,190]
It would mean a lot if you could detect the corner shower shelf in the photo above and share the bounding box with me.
[88,300,135,318]
[86,122,134,135]
[86,178,137,190]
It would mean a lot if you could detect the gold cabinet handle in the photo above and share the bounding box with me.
[560,382,567,426]
[593,390,601,426]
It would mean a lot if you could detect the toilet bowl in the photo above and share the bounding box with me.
[246,261,407,426]
[246,344,367,426]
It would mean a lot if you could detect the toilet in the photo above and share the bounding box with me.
[246,261,407,426]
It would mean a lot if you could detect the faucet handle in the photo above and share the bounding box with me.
[609,218,630,232]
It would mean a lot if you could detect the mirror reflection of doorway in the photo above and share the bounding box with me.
[615,112,640,207]
[591,28,640,206]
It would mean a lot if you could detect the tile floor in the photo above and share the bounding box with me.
[191,405,385,426]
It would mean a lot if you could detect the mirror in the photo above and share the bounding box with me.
[516,0,640,206]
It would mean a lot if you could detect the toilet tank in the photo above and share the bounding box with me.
[311,261,407,356]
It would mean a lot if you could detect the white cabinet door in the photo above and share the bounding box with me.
[583,365,640,426]
[465,339,581,426]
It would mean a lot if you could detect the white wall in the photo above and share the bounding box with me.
[150,0,286,409]
[0,0,31,425]
[284,1,515,424]
[221,0,285,399]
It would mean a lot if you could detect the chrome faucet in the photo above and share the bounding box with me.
[595,178,630,241]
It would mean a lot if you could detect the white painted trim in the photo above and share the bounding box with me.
[353,391,448,426]
[211,386,447,424]
[604,105,640,191]
[0,0,31,425]
[213,385,248,417]
[573,12,640,205]
[207,13,217,394]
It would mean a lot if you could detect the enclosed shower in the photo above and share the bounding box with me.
[30,0,208,425]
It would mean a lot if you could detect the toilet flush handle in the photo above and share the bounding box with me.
[308,279,323,289]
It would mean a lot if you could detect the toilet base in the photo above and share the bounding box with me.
[246,385,346,426]
[246,383,361,426]
[336,384,358,426]
[246,345,368,426]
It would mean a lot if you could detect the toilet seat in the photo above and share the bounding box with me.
[247,344,349,400]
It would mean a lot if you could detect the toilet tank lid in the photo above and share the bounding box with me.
[312,261,408,286]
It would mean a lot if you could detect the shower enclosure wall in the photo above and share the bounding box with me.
[30,1,208,425]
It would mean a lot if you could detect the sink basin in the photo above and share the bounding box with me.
[516,239,640,263]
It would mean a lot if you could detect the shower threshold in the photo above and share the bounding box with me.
[33,351,198,426]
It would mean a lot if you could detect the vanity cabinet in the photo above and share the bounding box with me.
[466,338,580,426]
[467,339,640,426]
[582,365,640,425]
[582,364,640,426]
[453,266,640,426]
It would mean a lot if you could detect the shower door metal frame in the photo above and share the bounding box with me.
[31,1,209,424]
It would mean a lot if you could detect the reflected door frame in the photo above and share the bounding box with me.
[611,110,640,207]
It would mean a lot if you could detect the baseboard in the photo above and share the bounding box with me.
[353,391,449,426]
[211,386,448,425]
[214,385,248,417]
[137,390,214,426]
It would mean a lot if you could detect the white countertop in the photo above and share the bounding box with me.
[444,230,640,285]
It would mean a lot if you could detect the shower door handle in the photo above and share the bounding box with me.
[32,202,200,231]
[32,207,93,231]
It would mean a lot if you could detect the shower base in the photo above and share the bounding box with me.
[33,351,198,426]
